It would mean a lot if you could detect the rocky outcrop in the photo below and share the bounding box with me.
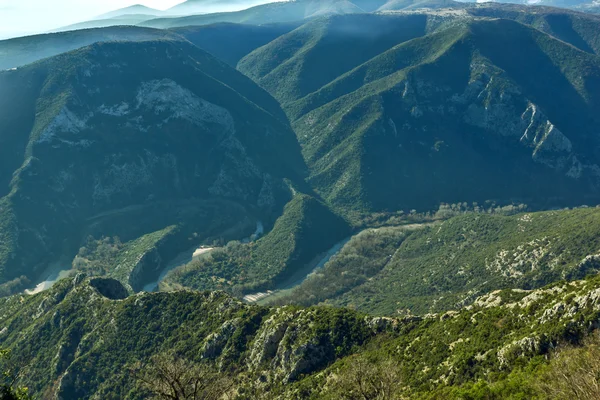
[460,67,591,180]
[366,316,399,332]
[89,278,129,300]
[55,369,77,400]
[249,311,294,369]
[497,336,546,367]
[201,318,241,359]
[570,253,600,279]
[53,327,84,376]
[10,268,600,399]
[128,247,164,293]
[248,308,373,382]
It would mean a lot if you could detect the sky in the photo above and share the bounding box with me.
[0,0,185,39]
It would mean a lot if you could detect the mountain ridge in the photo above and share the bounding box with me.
[4,264,600,398]
[95,4,164,19]
[239,15,600,217]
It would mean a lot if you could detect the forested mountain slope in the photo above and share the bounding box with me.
[171,22,302,66]
[240,15,600,217]
[272,207,600,315]
[4,267,600,398]
[0,39,305,291]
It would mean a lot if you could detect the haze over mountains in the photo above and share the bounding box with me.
[47,0,600,35]
[0,0,283,39]
[96,4,165,19]
[5,0,600,398]
[53,0,289,33]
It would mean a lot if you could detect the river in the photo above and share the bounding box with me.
[25,261,73,295]
[142,221,264,292]
[25,221,265,295]
[243,236,351,303]
[241,222,439,303]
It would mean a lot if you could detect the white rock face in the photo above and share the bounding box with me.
[37,107,91,144]
[135,79,235,133]
[35,78,270,206]
[39,79,236,145]
[485,237,556,279]
[247,308,368,382]
[473,290,503,309]
[98,102,130,117]
[458,65,595,180]
[497,336,543,367]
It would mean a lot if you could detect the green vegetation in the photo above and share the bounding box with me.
[535,334,600,399]
[239,14,600,220]
[0,38,304,286]
[108,226,178,290]
[72,236,125,276]
[0,276,372,399]
[132,352,234,400]
[273,207,600,315]
[0,349,31,400]
[4,263,600,398]
[238,14,429,106]
[71,199,258,292]
[323,354,405,399]
[468,3,600,55]
[269,224,412,308]
[164,194,351,295]
[0,199,17,285]
[5,5,600,399]
[295,272,600,399]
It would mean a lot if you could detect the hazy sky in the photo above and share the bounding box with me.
[0,0,185,39]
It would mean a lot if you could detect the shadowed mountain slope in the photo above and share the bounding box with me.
[172,22,301,66]
[0,39,306,287]
[240,16,600,217]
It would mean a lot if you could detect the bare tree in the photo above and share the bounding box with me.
[537,335,600,400]
[328,355,405,400]
[133,353,233,400]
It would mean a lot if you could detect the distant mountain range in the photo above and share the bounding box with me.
[137,0,600,29]
[42,0,600,35]
[95,4,164,19]
[52,0,287,32]
[167,0,285,15]
[472,0,600,12]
